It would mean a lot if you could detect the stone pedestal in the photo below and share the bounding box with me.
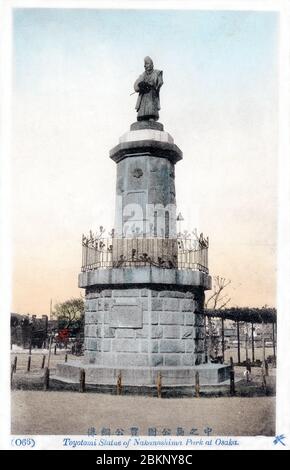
[56,122,231,390]
[111,122,182,239]
[55,267,230,387]
[82,278,207,368]
[56,363,230,389]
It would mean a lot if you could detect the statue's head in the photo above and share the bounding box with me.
[144,56,154,74]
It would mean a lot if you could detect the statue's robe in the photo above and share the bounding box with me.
[134,69,163,121]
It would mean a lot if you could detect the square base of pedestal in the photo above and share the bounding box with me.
[55,362,231,388]
[84,287,207,367]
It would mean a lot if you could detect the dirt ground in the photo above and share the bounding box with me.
[224,346,275,364]
[11,391,275,436]
[10,349,276,380]
[10,350,276,437]
[10,348,79,371]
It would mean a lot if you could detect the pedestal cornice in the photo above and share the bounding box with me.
[79,266,211,290]
[110,139,183,164]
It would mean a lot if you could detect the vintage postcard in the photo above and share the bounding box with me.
[1,0,290,453]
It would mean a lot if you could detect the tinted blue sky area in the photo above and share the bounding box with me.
[12,8,279,311]
[14,8,277,95]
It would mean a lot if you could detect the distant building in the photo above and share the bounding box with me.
[11,312,48,348]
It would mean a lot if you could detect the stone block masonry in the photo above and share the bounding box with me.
[84,287,205,367]
[54,111,232,389]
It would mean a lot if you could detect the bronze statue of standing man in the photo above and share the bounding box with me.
[134,57,163,122]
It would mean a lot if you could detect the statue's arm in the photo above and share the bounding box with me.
[156,70,163,91]
[134,74,144,92]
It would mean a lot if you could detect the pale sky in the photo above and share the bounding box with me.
[11,8,278,315]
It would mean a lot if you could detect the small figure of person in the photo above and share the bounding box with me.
[244,368,252,382]
[134,56,163,122]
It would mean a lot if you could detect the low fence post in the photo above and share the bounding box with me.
[117,371,122,395]
[262,365,267,395]
[43,367,50,391]
[13,356,17,373]
[264,359,269,377]
[230,369,235,396]
[41,355,46,369]
[79,368,85,393]
[65,353,68,363]
[27,355,31,372]
[230,356,236,391]
[195,371,200,398]
[54,344,57,355]
[157,372,162,398]
[10,364,14,386]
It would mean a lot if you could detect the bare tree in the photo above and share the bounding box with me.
[205,276,231,359]
[205,276,231,310]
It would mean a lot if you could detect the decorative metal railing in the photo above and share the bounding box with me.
[81,229,208,274]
